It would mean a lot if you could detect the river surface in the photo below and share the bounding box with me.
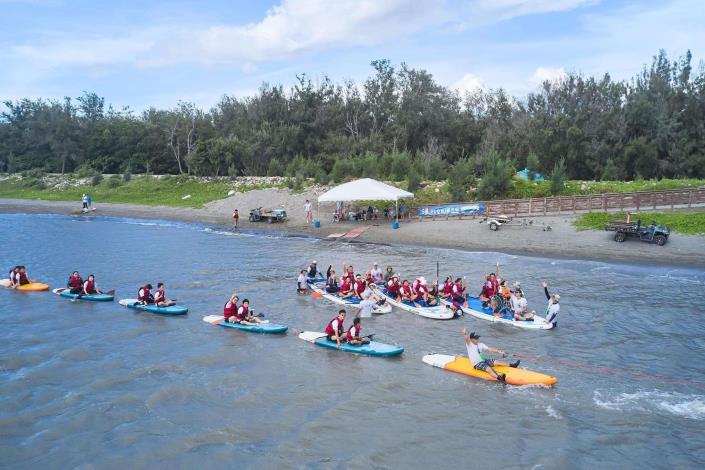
[1,214,704,469]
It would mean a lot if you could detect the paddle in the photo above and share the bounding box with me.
[312,292,322,299]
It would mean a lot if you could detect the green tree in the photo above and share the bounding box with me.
[477,152,513,200]
[550,158,567,195]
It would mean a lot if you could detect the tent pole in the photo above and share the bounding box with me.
[395,199,398,224]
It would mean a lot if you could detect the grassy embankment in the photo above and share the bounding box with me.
[0,175,282,208]
[574,211,705,235]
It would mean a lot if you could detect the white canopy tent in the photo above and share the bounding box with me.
[317,178,413,225]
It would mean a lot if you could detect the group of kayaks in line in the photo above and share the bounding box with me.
[4,261,561,386]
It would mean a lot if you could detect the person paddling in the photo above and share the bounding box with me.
[463,328,520,383]
[346,317,370,345]
[153,282,176,307]
[542,281,561,326]
[324,309,346,347]
[223,294,239,323]
[137,283,155,305]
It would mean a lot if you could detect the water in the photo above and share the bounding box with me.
[1,214,704,469]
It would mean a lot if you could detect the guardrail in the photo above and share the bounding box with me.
[415,187,705,220]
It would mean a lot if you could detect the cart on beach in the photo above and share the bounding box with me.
[604,219,670,245]
[249,207,287,223]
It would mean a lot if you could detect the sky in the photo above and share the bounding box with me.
[1,0,703,111]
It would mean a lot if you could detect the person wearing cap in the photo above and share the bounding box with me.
[542,281,560,325]
[370,263,384,283]
[463,328,520,383]
[511,290,534,321]
[307,260,321,280]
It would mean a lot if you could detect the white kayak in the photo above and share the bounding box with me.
[441,296,554,330]
[309,282,392,314]
[378,289,454,320]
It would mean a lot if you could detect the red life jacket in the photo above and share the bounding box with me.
[340,279,352,293]
[9,269,16,281]
[442,281,453,294]
[223,301,237,318]
[490,279,498,295]
[346,323,361,341]
[237,304,249,320]
[412,280,421,292]
[354,280,365,295]
[417,284,429,296]
[324,317,344,336]
[484,280,496,297]
[453,282,464,296]
[18,272,28,284]
[69,275,83,288]
[344,271,354,283]
[400,285,412,297]
[137,287,153,303]
[84,280,96,294]
[387,280,400,295]
[155,289,167,303]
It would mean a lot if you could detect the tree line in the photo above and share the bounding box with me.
[2,50,704,186]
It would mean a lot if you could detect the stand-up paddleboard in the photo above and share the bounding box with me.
[422,354,557,386]
[202,315,287,334]
[1,279,49,291]
[298,331,403,357]
[378,289,454,320]
[310,282,392,314]
[440,296,554,330]
[119,298,188,315]
[53,288,114,302]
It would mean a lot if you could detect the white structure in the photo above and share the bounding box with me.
[317,178,413,225]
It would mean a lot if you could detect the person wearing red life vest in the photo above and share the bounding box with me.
[415,277,437,306]
[15,266,30,286]
[153,282,176,307]
[223,293,239,323]
[439,276,454,299]
[7,266,20,288]
[235,299,263,325]
[137,284,154,304]
[399,280,415,303]
[66,271,84,294]
[339,275,354,299]
[345,317,370,345]
[386,275,401,296]
[452,277,468,308]
[353,274,366,299]
[324,309,346,347]
[82,274,104,296]
[341,264,355,284]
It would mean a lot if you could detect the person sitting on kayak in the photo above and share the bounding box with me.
[297,270,309,294]
[463,328,519,383]
[542,281,560,325]
[346,317,370,345]
[153,282,176,307]
[414,277,437,306]
[81,274,104,296]
[384,266,394,282]
[66,271,84,294]
[325,270,340,293]
[235,299,264,325]
[399,280,415,304]
[511,289,534,321]
[223,294,239,323]
[439,276,454,299]
[137,284,155,305]
[353,274,366,299]
[480,275,494,308]
[341,264,355,284]
[8,266,20,288]
[451,277,467,307]
[16,266,30,286]
[307,260,320,280]
[339,275,354,299]
[371,262,384,283]
[324,309,346,347]
[386,274,401,297]
[492,280,513,313]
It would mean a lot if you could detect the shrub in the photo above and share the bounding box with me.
[600,158,622,181]
[122,171,132,182]
[315,169,329,185]
[268,159,285,176]
[550,158,567,195]
[526,153,541,180]
[105,175,122,188]
[447,158,475,202]
[407,166,421,193]
[90,173,103,186]
[477,152,513,200]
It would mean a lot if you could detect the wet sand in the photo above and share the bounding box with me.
[2,194,705,268]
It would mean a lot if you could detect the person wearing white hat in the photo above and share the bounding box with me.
[370,262,384,283]
[307,260,321,280]
[542,281,561,325]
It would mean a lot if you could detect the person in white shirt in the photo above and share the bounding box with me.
[542,281,561,325]
[357,293,376,318]
[297,270,309,294]
[304,200,313,224]
[512,290,534,321]
[370,262,384,283]
[463,328,519,383]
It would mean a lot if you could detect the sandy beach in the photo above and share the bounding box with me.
[2,189,705,268]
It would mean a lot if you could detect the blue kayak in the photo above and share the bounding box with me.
[299,331,403,357]
[53,288,114,302]
[202,315,287,334]
[119,298,188,315]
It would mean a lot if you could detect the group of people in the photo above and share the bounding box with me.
[137,283,176,307]
[324,309,370,347]
[59,271,108,297]
[6,265,31,288]
[222,293,265,325]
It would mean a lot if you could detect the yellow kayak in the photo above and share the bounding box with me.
[423,354,557,386]
[1,279,49,291]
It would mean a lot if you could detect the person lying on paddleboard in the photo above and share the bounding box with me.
[542,282,560,325]
[325,270,340,293]
[463,328,520,383]
[297,270,309,294]
[223,294,240,323]
[235,299,264,325]
[153,283,176,307]
[137,283,155,304]
[324,309,346,348]
[511,289,534,321]
[346,317,370,345]
[370,262,384,283]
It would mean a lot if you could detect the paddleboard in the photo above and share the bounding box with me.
[298,331,403,357]
[422,354,557,386]
[441,296,554,330]
[53,288,114,302]
[202,315,287,334]
[310,282,392,314]
[119,298,188,315]
[1,279,49,291]
[379,289,454,320]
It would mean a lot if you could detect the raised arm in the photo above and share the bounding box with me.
[542,281,550,300]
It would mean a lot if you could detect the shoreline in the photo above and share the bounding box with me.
[2,197,705,268]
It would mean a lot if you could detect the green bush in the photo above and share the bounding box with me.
[447,158,475,202]
[122,171,132,182]
[268,158,285,176]
[90,173,103,186]
[407,167,421,193]
[105,175,122,188]
[477,152,513,200]
[315,169,329,185]
[550,158,567,195]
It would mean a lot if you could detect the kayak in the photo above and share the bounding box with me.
[119,298,188,315]
[422,354,557,386]
[53,288,114,302]
[202,315,288,334]
[378,289,454,320]
[441,296,554,330]
[298,331,403,357]
[309,282,392,314]
[1,279,49,291]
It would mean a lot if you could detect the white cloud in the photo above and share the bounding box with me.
[452,73,485,94]
[528,67,567,87]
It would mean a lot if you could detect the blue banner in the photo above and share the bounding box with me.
[418,203,485,217]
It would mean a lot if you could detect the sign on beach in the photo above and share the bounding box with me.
[418,203,485,217]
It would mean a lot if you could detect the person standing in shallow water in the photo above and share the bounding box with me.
[232,209,239,228]
[304,199,313,224]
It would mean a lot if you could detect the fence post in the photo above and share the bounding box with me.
[602,194,606,211]
[572,196,576,214]
[529,198,533,214]
[671,192,674,209]
[653,193,656,210]
[689,189,693,208]
[636,193,640,211]
[557,197,561,215]
[543,197,547,216]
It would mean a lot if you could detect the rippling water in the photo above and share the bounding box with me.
[1,214,704,469]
